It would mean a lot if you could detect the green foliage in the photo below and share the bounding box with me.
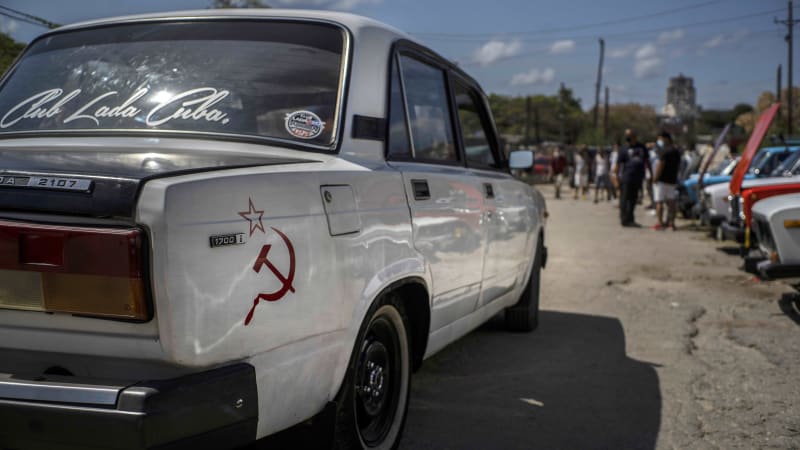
[0,32,25,76]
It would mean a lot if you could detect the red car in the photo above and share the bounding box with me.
[533,155,552,178]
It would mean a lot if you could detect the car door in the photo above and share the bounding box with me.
[386,49,487,332]
[450,77,536,307]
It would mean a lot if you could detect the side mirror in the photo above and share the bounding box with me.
[509,150,534,169]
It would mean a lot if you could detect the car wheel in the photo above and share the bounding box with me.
[504,237,542,332]
[334,293,411,450]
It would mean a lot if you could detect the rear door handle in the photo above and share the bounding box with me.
[484,183,494,199]
[411,179,430,201]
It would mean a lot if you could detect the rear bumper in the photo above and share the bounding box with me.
[758,261,800,281]
[720,221,745,243]
[0,363,257,450]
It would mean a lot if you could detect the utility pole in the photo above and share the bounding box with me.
[593,38,605,131]
[524,95,531,148]
[778,64,783,130]
[776,1,799,136]
[559,82,566,144]
[534,104,541,144]
[603,86,610,142]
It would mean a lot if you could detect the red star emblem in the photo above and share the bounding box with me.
[238,197,265,237]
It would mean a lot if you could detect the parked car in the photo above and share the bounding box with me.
[0,10,547,450]
[532,154,552,181]
[679,146,798,218]
[720,176,800,245]
[751,193,800,281]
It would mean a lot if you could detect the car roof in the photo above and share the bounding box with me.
[761,146,800,154]
[49,8,412,41]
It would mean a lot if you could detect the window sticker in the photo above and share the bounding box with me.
[284,110,325,140]
[0,87,231,129]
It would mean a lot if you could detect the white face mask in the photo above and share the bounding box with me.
[657,139,664,148]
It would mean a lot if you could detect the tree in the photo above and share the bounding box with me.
[0,32,25,76]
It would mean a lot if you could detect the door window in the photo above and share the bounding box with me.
[453,81,497,168]
[397,55,457,162]
[387,55,412,158]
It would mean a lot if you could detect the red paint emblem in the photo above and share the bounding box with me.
[243,226,296,326]
[238,197,265,237]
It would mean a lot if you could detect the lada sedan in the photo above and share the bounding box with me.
[0,9,547,450]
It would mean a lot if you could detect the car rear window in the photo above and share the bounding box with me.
[0,20,347,149]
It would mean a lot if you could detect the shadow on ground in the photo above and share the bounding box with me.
[249,311,662,450]
[778,293,800,326]
[400,311,662,450]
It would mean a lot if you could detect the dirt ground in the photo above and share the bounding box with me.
[401,183,800,449]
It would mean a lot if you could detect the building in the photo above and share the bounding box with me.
[661,74,698,121]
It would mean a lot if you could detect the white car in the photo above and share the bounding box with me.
[751,193,800,281]
[0,9,547,450]
[705,175,800,240]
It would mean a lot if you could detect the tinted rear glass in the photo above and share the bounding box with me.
[0,21,346,148]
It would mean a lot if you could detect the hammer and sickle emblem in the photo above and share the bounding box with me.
[244,227,296,325]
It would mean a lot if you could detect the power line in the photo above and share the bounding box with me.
[413,0,726,38]
[413,7,785,42]
[0,10,48,29]
[0,5,60,29]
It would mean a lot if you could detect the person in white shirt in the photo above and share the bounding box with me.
[594,148,614,203]
[573,146,590,200]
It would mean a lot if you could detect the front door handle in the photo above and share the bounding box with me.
[484,183,495,199]
[411,179,430,201]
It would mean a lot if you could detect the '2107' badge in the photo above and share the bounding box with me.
[285,110,325,140]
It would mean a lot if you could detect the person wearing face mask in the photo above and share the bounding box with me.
[652,131,681,230]
[613,129,651,227]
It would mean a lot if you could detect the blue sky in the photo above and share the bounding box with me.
[0,0,793,110]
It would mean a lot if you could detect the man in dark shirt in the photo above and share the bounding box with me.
[652,131,681,230]
[613,129,651,227]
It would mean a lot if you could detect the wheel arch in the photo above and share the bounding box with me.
[386,277,431,372]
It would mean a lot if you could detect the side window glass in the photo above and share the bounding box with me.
[398,55,457,162]
[453,81,497,167]
[387,55,411,158]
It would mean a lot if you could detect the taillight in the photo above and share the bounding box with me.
[0,220,148,320]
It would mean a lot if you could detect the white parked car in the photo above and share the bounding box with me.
[0,9,547,450]
[751,193,800,281]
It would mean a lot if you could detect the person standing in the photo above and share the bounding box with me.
[652,131,681,231]
[613,129,651,227]
[594,148,613,203]
[550,147,568,199]
[573,146,590,200]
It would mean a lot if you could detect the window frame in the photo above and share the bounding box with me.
[384,41,463,167]
[448,74,504,172]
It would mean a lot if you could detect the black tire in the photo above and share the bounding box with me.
[504,237,542,332]
[333,293,411,450]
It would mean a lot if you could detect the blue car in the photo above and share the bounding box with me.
[678,146,800,218]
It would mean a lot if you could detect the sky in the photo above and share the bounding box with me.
[0,0,794,111]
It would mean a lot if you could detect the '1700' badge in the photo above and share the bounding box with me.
[285,110,325,140]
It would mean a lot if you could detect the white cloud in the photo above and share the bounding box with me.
[657,29,685,45]
[549,39,576,55]
[697,30,750,55]
[510,67,556,86]
[472,39,522,66]
[0,18,18,35]
[635,43,657,60]
[608,44,636,59]
[634,57,664,80]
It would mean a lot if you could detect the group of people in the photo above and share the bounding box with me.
[548,128,683,230]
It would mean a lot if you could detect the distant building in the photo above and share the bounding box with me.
[661,74,698,121]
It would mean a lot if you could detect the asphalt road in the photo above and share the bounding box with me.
[401,184,800,450]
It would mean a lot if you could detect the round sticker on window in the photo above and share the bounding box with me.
[285,110,325,140]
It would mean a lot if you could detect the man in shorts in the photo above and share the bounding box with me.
[652,131,681,231]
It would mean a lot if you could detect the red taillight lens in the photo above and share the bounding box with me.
[0,220,148,320]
